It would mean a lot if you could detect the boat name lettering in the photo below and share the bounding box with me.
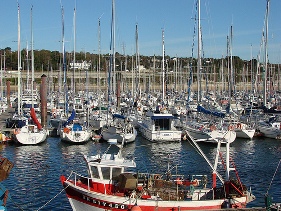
[82,195,127,209]
[163,134,171,136]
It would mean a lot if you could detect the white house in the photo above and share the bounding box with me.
[69,60,91,70]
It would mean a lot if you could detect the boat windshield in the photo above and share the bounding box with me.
[101,167,110,179]
[90,166,100,179]
[112,167,122,179]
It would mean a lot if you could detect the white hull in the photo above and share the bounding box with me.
[184,124,214,140]
[234,128,255,139]
[102,126,137,144]
[139,124,181,142]
[184,124,236,144]
[15,128,47,145]
[257,126,281,139]
[257,121,281,139]
[60,130,91,144]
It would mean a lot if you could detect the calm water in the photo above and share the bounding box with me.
[1,135,281,210]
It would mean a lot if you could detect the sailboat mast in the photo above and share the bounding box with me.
[263,0,270,106]
[61,6,67,116]
[112,0,116,101]
[135,23,140,97]
[230,25,234,99]
[197,0,201,104]
[17,2,21,115]
[31,5,34,108]
[98,15,102,110]
[73,4,76,94]
[162,29,165,100]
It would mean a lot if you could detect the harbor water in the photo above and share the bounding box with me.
[1,135,281,210]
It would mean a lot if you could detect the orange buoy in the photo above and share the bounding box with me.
[131,205,142,211]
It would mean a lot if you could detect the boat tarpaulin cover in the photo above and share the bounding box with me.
[197,105,225,118]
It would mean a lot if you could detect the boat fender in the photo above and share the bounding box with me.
[236,123,242,129]
[63,127,71,134]
[210,125,216,131]
[131,205,142,211]
[228,125,234,131]
[13,129,20,135]
[193,179,199,186]
[176,177,183,185]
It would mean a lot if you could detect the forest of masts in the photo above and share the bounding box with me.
[0,47,280,94]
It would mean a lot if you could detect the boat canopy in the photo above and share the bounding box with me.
[197,105,225,118]
[112,114,126,119]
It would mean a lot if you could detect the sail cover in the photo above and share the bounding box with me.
[63,110,76,127]
[30,107,42,130]
[197,105,225,118]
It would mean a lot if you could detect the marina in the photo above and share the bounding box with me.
[1,0,281,210]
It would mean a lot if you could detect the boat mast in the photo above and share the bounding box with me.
[26,42,29,90]
[135,23,140,97]
[17,2,21,116]
[61,5,67,116]
[230,25,234,101]
[162,28,165,101]
[31,5,34,109]
[263,0,270,106]
[197,0,201,104]
[98,14,103,112]
[72,3,76,95]
[111,0,116,102]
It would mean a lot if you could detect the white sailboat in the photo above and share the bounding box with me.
[13,5,47,145]
[58,5,91,144]
[101,114,137,144]
[182,0,236,144]
[59,109,91,144]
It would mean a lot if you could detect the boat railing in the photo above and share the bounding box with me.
[68,171,92,191]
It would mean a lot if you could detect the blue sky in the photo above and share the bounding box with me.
[1,0,280,63]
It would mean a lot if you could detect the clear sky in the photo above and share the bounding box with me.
[1,0,280,63]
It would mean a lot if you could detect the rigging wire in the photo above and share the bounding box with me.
[266,158,281,195]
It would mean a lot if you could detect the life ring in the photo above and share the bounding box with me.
[228,125,234,131]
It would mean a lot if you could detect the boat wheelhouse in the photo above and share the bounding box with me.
[138,109,181,142]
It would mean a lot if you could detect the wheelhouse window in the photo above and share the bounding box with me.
[112,167,122,179]
[101,167,111,180]
[90,166,100,179]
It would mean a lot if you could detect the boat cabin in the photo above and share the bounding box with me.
[84,150,137,194]
[85,151,136,181]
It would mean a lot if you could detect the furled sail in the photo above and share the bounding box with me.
[30,107,42,130]
[63,110,76,127]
